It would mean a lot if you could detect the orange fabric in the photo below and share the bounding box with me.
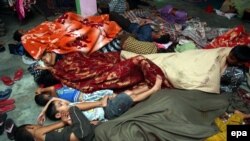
[22,12,122,59]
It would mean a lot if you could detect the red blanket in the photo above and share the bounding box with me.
[51,51,167,93]
[204,25,250,49]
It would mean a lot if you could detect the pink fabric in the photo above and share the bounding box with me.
[16,0,25,21]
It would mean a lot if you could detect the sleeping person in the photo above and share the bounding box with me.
[14,106,95,141]
[36,75,162,125]
[35,50,169,93]
[34,70,114,106]
[121,45,250,93]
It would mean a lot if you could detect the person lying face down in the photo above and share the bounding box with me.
[37,75,162,124]
[14,106,95,141]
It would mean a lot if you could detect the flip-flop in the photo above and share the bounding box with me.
[0,113,7,135]
[4,118,17,140]
[1,76,14,86]
[0,104,15,114]
[13,68,24,81]
[0,45,5,52]
[0,88,12,101]
[0,99,15,107]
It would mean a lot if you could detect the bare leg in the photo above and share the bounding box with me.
[124,84,149,96]
[128,75,162,102]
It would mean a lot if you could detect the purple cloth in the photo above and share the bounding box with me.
[158,5,188,24]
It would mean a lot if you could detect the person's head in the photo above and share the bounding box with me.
[14,124,41,141]
[34,94,52,106]
[45,100,69,121]
[35,70,60,87]
[227,45,250,66]
[41,52,57,66]
[13,29,26,42]
[152,32,170,44]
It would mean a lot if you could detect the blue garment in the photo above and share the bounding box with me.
[76,90,113,102]
[56,86,80,102]
[128,23,153,42]
[56,86,114,103]
[8,43,25,56]
[104,93,133,120]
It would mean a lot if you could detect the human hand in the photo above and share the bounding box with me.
[100,96,108,107]
[35,66,52,71]
[90,120,100,126]
[35,87,43,95]
[108,94,116,100]
[139,19,152,26]
[37,112,46,125]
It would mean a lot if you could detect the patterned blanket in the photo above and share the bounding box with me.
[51,51,167,93]
[22,12,121,59]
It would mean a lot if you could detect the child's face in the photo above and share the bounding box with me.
[226,52,238,66]
[152,31,163,40]
[41,52,55,66]
[54,100,69,113]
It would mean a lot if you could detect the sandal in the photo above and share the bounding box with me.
[4,118,17,140]
[0,99,15,107]
[13,68,24,81]
[0,113,7,135]
[1,76,14,86]
[0,104,15,114]
[0,45,5,52]
[0,88,12,101]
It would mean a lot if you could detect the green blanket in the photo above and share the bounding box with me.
[95,89,229,141]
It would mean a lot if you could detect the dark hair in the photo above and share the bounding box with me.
[14,124,34,141]
[231,45,250,62]
[13,30,23,42]
[35,70,60,87]
[45,102,59,121]
[34,94,51,106]
[153,34,170,44]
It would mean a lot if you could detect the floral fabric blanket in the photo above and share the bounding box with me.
[51,51,167,93]
[22,12,121,59]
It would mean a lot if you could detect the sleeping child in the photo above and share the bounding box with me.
[36,75,162,125]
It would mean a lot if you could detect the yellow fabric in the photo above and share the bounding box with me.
[205,113,244,141]
[122,36,158,54]
[121,48,232,93]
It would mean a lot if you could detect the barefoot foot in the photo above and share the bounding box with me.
[234,110,250,118]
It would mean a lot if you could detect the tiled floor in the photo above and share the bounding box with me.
[0,0,250,140]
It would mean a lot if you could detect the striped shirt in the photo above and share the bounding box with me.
[123,9,151,24]
[99,38,121,53]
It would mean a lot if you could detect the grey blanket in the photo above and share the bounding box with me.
[95,89,229,141]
